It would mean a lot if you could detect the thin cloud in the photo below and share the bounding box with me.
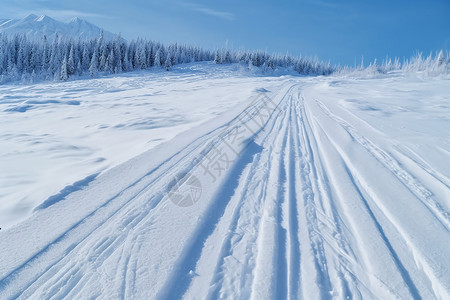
[194,7,234,21]
[184,3,234,21]
[40,9,109,20]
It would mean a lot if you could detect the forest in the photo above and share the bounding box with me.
[0,32,334,83]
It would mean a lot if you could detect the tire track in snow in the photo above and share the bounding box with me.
[2,78,448,299]
[156,86,292,300]
[298,92,371,299]
[295,92,336,299]
[295,94,361,299]
[309,95,450,298]
[273,94,290,300]
[285,96,301,299]
[249,90,293,300]
[13,192,164,299]
[314,98,450,231]
[157,141,263,300]
[1,135,209,298]
[202,87,293,299]
[303,95,438,299]
[250,86,357,299]
[0,88,287,299]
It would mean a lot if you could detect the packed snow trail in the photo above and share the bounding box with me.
[1,76,449,299]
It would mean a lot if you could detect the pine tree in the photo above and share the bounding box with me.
[30,69,36,83]
[224,50,231,64]
[76,60,82,75]
[268,58,275,70]
[123,50,131,71]
[81,44,90,70]
[16,36,28,72]
[148,43,155,67]
[30,44,41,73]
[89,49,98,77]
[437,50,445,66]
[154,48,162,68]
[114,36,123,72]
[165,53,172,71]
[138,44,147,69]
[68,45,75,75]
[60,55,68,80]
[41,36,50,77]
[106,48,115,73]
[214,50,221,64]
[99,50,107,72]
[49,40,60,75]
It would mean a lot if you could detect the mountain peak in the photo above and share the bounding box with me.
[0,14,117,41]
[69,17,83,23]
[24,14,38,21]
[36,15,54,22]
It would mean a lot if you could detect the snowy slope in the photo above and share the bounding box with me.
[0,14,116,40]
[0,66,449,299]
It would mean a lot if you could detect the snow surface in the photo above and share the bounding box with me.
[0,63,273,228]
[0,63,449,299]
[0,14,115,41]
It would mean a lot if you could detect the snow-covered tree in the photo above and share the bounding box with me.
[223,50,232,64]
[60,55,68,80]
[137,43,147,69]
[214,50,221,64]
[106,48,115,73]
[0,32,340,83]
[89,48,98,77]
[68,45,75,75]
[165,53,172,71]
[154,48,162,68]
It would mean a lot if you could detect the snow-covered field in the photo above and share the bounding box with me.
[0,63,280,228]
[0,63,449,299]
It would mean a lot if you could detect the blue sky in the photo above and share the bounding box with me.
[2,0,449,66]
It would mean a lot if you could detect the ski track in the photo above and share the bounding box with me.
[1,79,449,299]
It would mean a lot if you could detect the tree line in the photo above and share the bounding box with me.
[0,32,334,83]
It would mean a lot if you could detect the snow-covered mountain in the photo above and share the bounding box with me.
[0,14,116,40]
